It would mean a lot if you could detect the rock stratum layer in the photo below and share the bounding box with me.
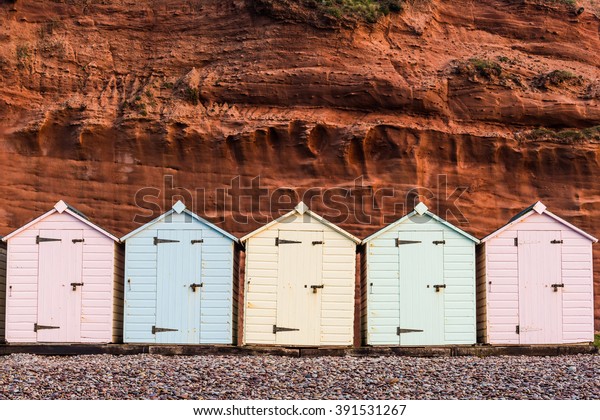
[0,0,599,329]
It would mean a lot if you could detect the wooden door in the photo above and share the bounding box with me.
[275,230,324,346]
[517,230,562,344]
[36,230,84,343]
[155,230,203,344]
[398,231,445,345]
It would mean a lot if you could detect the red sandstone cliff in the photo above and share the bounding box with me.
[0,0,599,328]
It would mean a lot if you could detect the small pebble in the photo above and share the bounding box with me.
[0,354,597,399]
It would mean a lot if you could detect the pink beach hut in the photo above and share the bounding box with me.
[2,201,123,344]
[477,201,597,345]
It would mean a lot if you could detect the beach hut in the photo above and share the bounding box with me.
[361,202,479,346]
[477,201,597,345]
[241,202,360,347]
[0,241,5,343]
[121,201,239,345]
[2,200,123,344]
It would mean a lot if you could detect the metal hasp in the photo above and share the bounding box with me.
[551,283,565,292]
[191,239,204,244]
[152,326,179,334]
[275,238,301,246]
[273,325,300,334]
[433,284,446,292]
[551,239,564,244]
[34,323,60,332]
[310,284,324,294]
[432,240,446,245]
[396,239,421,247]
[72,239,84,244]
[36,235,61,244]
[190,283,203,292]
[397,327,424,335]
[153,237,180,245]
[70,282,84,291]
[312,241,324,245]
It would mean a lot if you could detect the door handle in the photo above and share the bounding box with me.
[190,283,203,292]
[70,282,84,291]
[433,284,446,292]
[310,285,324,294]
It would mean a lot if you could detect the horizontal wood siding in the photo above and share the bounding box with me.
[112,243,125,343]
[123,211,235,344]
[244,212,356,346]
[484,212,595,344]
[0,243,6,342]
[5,211,117,343]
[476,243,488,343]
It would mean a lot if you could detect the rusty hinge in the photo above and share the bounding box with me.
[70,282,84,291]
[433,284,446,292]
[312,241,324,245]
[36,236,61,244]
[396,239,421,246]
[310,284,324,293]
[514,237,518,247]
[275,238,301,246]
[273,325,300,334]
[152,326,178,334]
[551,283,565,292]
[397,327,424,335]
[72,239,84,244]
[433,240,446,245]
[190,282,203,292]
[34,323,60,332]
[191,239,204,244]
[154,237,180,245]
[551,240,563,244]
[516,325,520,335]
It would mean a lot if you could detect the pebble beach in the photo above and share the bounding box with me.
[0,354,598,400]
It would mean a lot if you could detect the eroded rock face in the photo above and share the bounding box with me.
[0,0,599,328]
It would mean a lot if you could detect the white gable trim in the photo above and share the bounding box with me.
[241,203,360,244]
[481,203,598,243]
[120,202,238,243]
[362,208,480,244]
[2,203,119,243]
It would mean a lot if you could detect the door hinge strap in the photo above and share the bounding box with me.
[273,325,300,334]
[72,239,84,243]
[397,327,424,335]
[152,326,179,334]
[396,239,422,246]
[433,284,447,292]
[36,236,61,244]
[551,239,563,244]
[551,283,565,292]
[154,237,180,245]
[312,241,324,245]
[275,238,301,246]
[70,282,84,291]
[433,240,446,245]
[191,239,204,244]
[34,323,60,332]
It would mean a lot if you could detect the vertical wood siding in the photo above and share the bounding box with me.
[365,214,476,346]
[0,243,6,342]
[243,213,356,346]
[5,211,117,343]
[123,211,234,344]
[484,212,594,344]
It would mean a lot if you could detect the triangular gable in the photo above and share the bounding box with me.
[2,200,119,243]
[121,200,238,243]
[481,201,598,243]
[240,202,360,244]
[362,202,480,244]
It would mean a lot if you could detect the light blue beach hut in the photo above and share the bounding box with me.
[121,201,239,344]
[361,203,479,346]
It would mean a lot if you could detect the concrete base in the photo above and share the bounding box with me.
[0,343,596,357]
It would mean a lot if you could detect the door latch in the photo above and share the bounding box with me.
[70,282,84,291]
[190,283,203,292]
[551,283,565,292]
[310,285,324,293]
[433,284,446,292]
